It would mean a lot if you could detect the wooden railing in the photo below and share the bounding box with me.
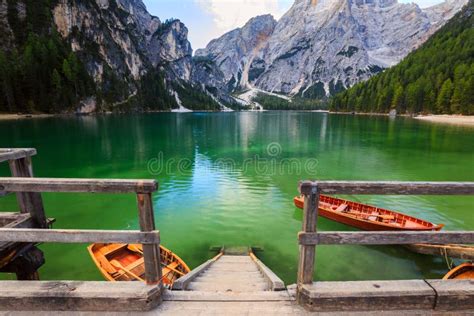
[0,177,162,285]
[0,148,163,286]
[296,181,474,295]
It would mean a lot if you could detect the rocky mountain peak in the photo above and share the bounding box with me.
[198,0,468,97]
[195,14,277,90]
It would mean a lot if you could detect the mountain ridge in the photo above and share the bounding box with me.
[0,0,228,113]
[197,0,468,100]
[330,0,474,115]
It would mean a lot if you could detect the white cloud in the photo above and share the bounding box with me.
[400,0,444,8]
[192,0,444,49]
[195,0,287,34]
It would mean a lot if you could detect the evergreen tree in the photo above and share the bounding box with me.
[392,84,404,111]
[437,79,453,113]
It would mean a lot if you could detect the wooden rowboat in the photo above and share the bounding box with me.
[294,195,444,231]
[88,243,190,286]
[442,262,474,280]
[406,243,474,260]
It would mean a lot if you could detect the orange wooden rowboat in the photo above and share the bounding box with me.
[294,195,444,231]
[88,243,190,286]
[442,262,474,280]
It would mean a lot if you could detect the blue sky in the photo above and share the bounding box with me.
[143,0,445,50]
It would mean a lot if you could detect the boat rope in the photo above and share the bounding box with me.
[443,247,454,269]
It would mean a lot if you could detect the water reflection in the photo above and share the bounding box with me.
[0,112,472,283]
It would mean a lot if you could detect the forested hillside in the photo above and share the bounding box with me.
[0,0,95,113]
[0,0,222,114]
[330,1,473,115]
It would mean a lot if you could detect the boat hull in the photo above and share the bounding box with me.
[406,244,474,260]
[443,263,474,280]
[88,243,190,286]
[294,195,443,231]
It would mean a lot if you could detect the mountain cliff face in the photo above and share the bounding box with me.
[51,0,195,101]
[197,0,468,98]
[0,0,224,113]
[195,15,277,91]
[330,0,474,114]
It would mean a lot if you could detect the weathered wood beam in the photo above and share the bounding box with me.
[0,216,54,257]
[137,193,163,286]
[9,157,47,228]
[0,228,160,244]
[297,184,319,287]
[173,252,223,290]
[299,180,474,195]
[299,231,474,245]
[0,212,28,227]
[0,148,36,163]
[298,280,474,312]
[0,177,158,193]
[0,280,161,311]
[249,252,285,291]
[428,279,474,311]
[298,280,435,312]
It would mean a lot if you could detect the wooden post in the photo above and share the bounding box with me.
[8,157,47,228]
[136,193,162,287]
[297,181,319,299]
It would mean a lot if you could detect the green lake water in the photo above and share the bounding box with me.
[0,112,473,283]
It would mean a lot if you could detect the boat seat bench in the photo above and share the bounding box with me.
[336,204,348,212]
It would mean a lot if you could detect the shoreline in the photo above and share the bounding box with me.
[413,114,474,127]
[0,113,57,120]
[1,112,473,126]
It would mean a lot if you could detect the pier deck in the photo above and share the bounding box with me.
[160,249,302,314]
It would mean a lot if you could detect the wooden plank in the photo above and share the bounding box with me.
[187,281,268,292]
[0,217,54,259]
[299,180,474,195]
[163,289,293,301]
[137,193,162,286]
[427,279,474,311]
[297,184,319,287]
[298,231,474,245]
[0,148,36,163]
[249,252,285,291]
[0,212,28,227]
[1,213,32,228]
[173,252,223,290]
[0,280,161,311]
[0,228,160,244]
[9,158,32,215]
[0,177,158,193]
[157,301,304,314]
[299,280,435,312]
[9,157,47,228]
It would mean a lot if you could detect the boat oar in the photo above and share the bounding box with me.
[127,244,144,254]
[110,260,145,282]
[346,211,395,220]
[163,263,185,276]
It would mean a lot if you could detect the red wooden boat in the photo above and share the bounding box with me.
[442,262,474,280]
[293,195,444,231]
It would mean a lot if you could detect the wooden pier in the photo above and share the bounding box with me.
[0,148,473,313]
